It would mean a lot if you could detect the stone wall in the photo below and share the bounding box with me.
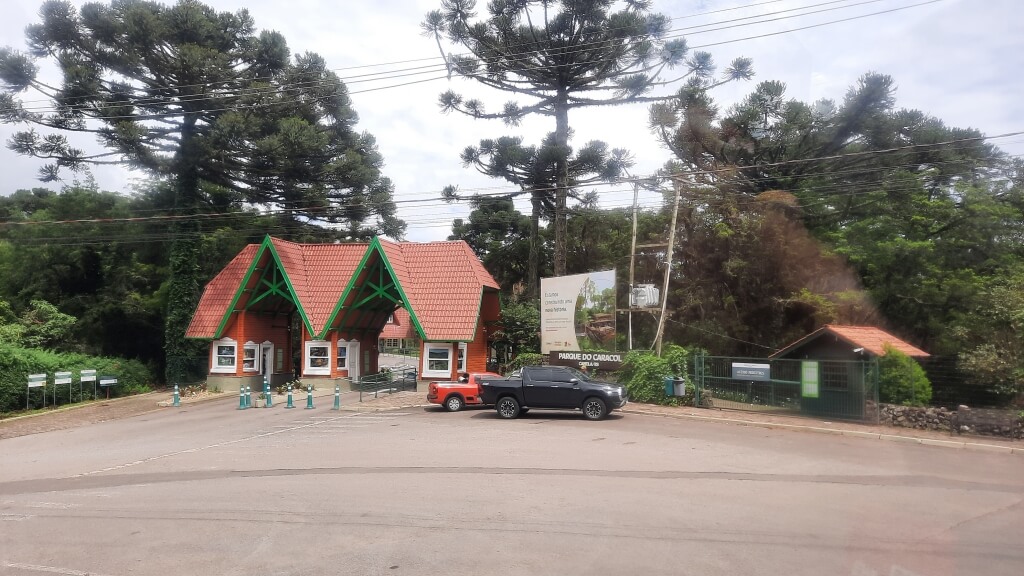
[878,404,953,432]
[878,403,1024,439]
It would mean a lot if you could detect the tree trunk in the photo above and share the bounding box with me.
[527,189,542,300]
[553,92,570,277]
[164,116,205,383]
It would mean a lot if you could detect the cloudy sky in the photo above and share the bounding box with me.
[1,0,1021,242]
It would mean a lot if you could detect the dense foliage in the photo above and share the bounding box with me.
[648,73,1023,361]
[617,345,694,405]
[0,343,152,413]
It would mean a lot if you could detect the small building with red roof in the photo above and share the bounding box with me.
[379,308,419,352]
[185,235,500,391]
[770,324,929,361]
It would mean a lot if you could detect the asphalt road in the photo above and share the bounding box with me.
[1,398,1022,576]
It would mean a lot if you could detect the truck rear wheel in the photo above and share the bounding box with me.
[496,396,520,419]
[444,395,464,412]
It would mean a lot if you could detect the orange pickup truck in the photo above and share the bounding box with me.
[427,372,503,412]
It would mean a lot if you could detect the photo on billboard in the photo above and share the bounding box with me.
[541,269,616,353]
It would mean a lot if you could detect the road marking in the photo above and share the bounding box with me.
[3,563,116,576]
[0,513,33,521]
[16,502,75,509]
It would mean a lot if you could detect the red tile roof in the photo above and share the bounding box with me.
[187,236,499,342]
[298,241,367,333]
[380,308,416,339]
[185,245,258,338]
[390,240,499,341]
[770,324,929,358]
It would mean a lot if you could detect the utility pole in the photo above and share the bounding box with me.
[653,178,682,356]
[628,179,639,351]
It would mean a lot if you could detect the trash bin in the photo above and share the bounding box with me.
[664,376,686,397]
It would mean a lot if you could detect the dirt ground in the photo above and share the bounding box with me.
[0,391,174,440]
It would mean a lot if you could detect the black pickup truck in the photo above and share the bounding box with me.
[479,366,628,420]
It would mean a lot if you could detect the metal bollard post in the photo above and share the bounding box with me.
[264,378,272,408]
[238,385,246,410]
[305,385,314,409]
[245,385,252,409]
[173,383,180,407]
[285,385,295,409]
[332,384,341,410]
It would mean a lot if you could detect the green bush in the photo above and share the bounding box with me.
[505,352,545,373]
[0,344,153,414]
[878,344,932,406]
[617,345,695,405]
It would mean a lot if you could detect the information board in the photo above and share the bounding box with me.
[801,361,820,398]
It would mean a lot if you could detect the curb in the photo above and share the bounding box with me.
[156,391,232,408]
[621,408,1022,455]
[1,391,166,424]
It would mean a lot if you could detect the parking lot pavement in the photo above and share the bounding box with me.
[347,391,1023,453]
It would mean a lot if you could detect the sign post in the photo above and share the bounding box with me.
[54,371,72,406]
[27,374,46,410]
[80,369,97,400]
[99,376,118,399]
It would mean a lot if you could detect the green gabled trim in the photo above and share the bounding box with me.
[214,236,271,338]
[351,260,401,308]
[263,239,315,337]
[247,264,297,308]
[213,235,313,339]
[318,237,427,340]
[467,286,488,342]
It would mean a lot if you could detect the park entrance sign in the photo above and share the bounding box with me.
[540,270,616,354]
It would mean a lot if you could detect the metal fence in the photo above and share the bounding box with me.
[356,365,418,402]
[692,355,880,422]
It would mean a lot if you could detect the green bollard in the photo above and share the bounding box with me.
[332,384,341,410]
[285,385,295,409]
[264,378,272,408]
[245,385,252,409]
[172,383,180,407]
[238,385,246,410]
[305,385,314,409]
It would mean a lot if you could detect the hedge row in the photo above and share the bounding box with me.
[0,344,153,414]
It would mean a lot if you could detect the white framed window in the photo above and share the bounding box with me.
[304,340,331,376]
[243,341,260,372]
[422,343,452,378]
[386,313,395,324]
[212,338,237,374]
[381,338,399,348]
[337,340,349,370]
[458,342,468,372]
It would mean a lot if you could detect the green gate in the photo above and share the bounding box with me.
[693,355,879,421]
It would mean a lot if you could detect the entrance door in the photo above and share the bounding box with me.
[348,341,361,381]
[262,342,274,385]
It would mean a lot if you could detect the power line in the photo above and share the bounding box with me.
[0,0,931,118]
[2,131,1019,228]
